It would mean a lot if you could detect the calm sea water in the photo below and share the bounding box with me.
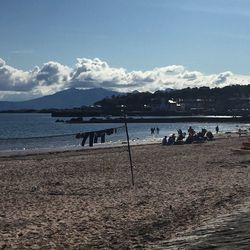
[0,113,248,152]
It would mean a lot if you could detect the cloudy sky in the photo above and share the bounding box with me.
[0,0,250,101]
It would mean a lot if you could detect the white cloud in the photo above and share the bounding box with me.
[36,61,71,86]
[213,71,233,85]
[0,57,249,100]
[0,63,36,92]
[0,58,5,67]
[70,57,129,89]
[179,71,202,81]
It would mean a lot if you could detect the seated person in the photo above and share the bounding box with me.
[185,133,194,144]
[191,128,207,143]
[201,128,207,136]
[167,134,176,145]
[177,129,185,141]
[193,133,205,143]
[162,136,168,146]
[206,131,214,140]
[188,126,195,135]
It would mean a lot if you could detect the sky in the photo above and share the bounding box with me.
[0,0,250,101]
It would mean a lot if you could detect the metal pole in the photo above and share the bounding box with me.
[123,110,134,186]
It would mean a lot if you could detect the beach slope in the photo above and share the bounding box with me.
[0,136,249,249]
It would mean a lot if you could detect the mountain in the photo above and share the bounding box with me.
[0,88,120,110]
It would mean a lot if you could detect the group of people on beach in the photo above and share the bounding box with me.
[162,126,215,146]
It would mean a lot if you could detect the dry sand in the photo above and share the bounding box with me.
[0,135,249,249]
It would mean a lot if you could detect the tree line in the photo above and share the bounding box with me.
[95,85,250,110]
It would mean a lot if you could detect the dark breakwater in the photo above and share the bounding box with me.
[65,116,250,124]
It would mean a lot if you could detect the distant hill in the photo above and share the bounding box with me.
[0,88,120,110]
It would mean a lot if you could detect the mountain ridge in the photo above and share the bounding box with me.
[0,88,120,110]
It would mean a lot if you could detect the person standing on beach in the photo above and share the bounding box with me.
[156,127,160,134]
[216,125,219,134]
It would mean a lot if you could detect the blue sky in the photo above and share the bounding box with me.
[0,0,250,100]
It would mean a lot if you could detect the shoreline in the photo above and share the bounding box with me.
[0,135,249,248]
[0,132,242,158]
[0,137,162,157]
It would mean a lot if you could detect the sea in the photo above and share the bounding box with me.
[0,113,249,154]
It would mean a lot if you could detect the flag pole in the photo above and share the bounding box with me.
[121,105,134,186]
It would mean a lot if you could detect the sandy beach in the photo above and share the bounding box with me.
[0,134,249,249]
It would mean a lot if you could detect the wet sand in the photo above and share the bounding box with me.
[0,135,249,249]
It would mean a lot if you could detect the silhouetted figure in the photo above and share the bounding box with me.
[177,129,185,141]
[206,131,214,140]
[216,125,219,134]
[195,128,207,142]
[162,136,167,145]
[185,133,193,144]
[167,134,176,145]
[201,128,207,137]
[188,126,195,135]
[156,127,160,134]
